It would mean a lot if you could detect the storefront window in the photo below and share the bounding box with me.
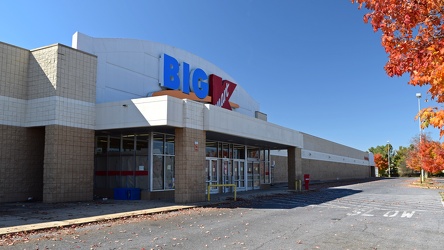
[135,135,149,153]
[95,136,108,154]
[165,134,175,155]
[233,144,245,159]
[260,150,271,184]
[165,156,175,189]
[153,134,164,155]
[152,155,164,190]
[247,147,260,159]
[206,141,218,157]
[222,143,229,158]
[109,137,121,152]
[152,133,175,191]
[218,143,223,158]
[94,133,151,191]
[122,135,135,152]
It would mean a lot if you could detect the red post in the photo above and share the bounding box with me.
[304,174,310,190]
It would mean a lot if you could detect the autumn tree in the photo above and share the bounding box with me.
[352,0,444,135]
[369,144,395,176]
[395,145,417,176]
[373,153,388,175]
[406,134,444,174]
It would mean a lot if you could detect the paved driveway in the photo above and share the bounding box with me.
[3,178,444,249]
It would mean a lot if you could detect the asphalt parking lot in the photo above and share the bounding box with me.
[2,178,443,249]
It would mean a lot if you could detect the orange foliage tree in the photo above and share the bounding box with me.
[373,153,388,173]
[406,135,444,174]
[352,0,444,135]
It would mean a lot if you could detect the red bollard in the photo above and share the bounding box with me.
[304,174,310,190]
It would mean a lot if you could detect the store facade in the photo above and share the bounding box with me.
[0,33,375,204]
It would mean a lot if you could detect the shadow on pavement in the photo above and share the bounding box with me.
[0,178,380,229]
[210,178,382,210]
[214,188,362,209]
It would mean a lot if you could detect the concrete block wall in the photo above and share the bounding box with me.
[27,44,96,129]
[28,44,96,102]
[27,45,58,99]
[1,41,97,203]
[272,154,371,184]
[43,125,94,202]
[174,127,206,203]
[0,126,44,202]
[0,42,28,128]
[0,43,43,203]
[302,133,368,159]
[272,155,289,184]
[0,42,29,101]
[301,159,371,181]
[31,45,97,203]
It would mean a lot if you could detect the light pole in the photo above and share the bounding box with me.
[387,141,390,177]
[416,93,424,183]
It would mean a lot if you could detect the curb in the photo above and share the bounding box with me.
[0,205,195,236]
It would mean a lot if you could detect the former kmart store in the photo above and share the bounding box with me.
[0,33,375,203]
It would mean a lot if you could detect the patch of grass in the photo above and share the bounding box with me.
[440,192,444,201]
[410,178,444,189]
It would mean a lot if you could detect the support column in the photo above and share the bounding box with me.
[43,125,94,203]
[174,127,206,203]
[287,147,302,190]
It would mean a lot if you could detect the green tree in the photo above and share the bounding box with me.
[369,144,395,176]
[394,145,416,177]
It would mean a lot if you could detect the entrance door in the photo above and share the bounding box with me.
[222,160,232,193]
[206,158,220,194]
[253,162,260,189]
[233,160,246,191]
[247,161,260,190]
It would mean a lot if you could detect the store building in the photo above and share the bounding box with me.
[0,32,375,204]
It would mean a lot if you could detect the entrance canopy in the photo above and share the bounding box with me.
[96,95,303,150]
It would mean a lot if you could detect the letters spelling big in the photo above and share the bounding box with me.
[160,54,236,110]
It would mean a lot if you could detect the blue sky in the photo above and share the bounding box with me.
[1,0,439,151]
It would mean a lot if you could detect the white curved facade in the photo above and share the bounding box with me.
[72,32,259,117]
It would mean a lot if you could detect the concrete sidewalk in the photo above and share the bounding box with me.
[0,184,293,236]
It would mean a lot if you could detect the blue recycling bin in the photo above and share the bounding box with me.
[113,188,140,200]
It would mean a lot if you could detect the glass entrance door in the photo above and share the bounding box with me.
[247,161,260,190]
[233,160,246,191]
[222,160,232,193]
[206,158,219,194]
[253,162,260,189]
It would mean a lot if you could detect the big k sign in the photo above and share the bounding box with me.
[160,54,237,110]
